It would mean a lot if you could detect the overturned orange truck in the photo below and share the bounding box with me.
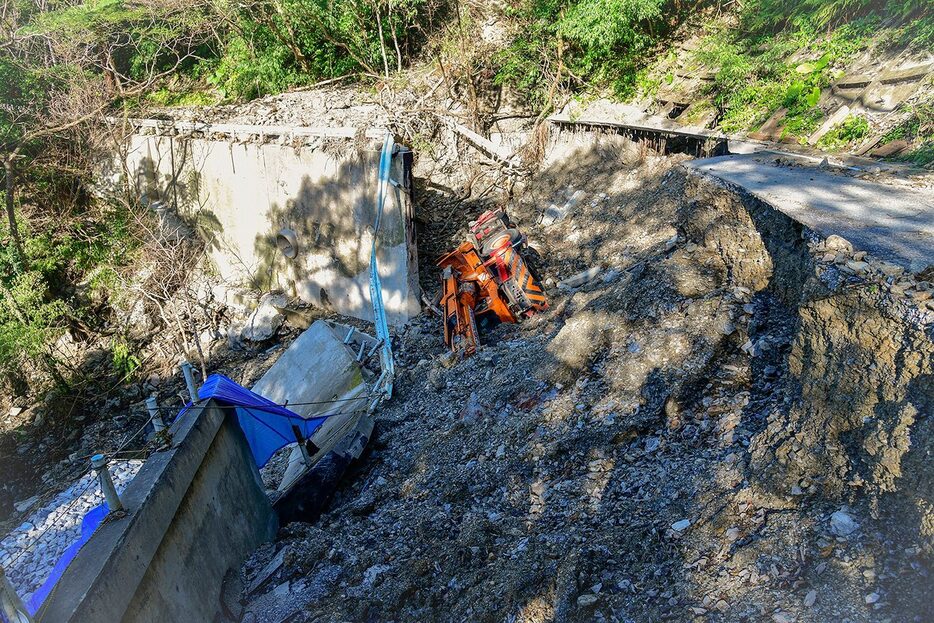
[437,209,548,357]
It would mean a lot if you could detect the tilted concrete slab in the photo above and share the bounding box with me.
[250,320,368,417]
[104,127,420,325]
[687,153,934,270]
[250,319,373,491]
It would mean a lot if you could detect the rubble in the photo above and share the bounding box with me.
[3,95,931,621]
[241,293,288,342]
[231,144,932,622]
[830,509,860,537]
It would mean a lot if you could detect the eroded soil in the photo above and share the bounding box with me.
[238,136,933,623]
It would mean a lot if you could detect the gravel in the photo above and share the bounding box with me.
[0,460,143,603]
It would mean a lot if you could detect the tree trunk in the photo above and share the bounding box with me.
[3,157,25,269]
[373,1,391,79]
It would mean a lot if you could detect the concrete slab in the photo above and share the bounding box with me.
[749,108,787,141]
[807,105,850,146]
[250,320,368,419]
[40,402,277,623]
[687,153,934,269]
[550,100,726,139]
[879,63,933,84]
[835,74,873,90]
[250,319,373,492]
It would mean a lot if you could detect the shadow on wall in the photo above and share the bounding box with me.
[123,136,419,324]
[250,149,416,321]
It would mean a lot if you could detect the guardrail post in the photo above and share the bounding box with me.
[180,362,199,402]
[91,454,124,513]
[146,396,165,432]
[0,566,34,623]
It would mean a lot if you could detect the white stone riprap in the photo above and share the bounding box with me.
[0,460,143,604]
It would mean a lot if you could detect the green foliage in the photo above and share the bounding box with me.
[695,13,877,139]
[0,58,60,146]
[146,88,218,107]
[899,141,934,166]
[882,100,934,143]
[880,99,934,165]
[110,337,141,379]
[742,0,929,33]
[817,114,870,149]
[559,0,663,83]
[495,0,689,106]
[208,30,311,100]
[30,0,208,83]
[0,272,70,361]
[205,0,432,100]
[0,199,139,382]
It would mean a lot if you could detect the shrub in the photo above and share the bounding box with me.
[817,114,870,149]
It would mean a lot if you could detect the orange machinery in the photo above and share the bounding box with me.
[437,209,547,357]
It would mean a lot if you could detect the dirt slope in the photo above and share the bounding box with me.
[238,133,932,623]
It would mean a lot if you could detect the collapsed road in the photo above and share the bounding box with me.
[1,97,932,623]
[235,128,933,622]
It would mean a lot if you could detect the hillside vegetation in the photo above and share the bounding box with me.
[0,0,931,402]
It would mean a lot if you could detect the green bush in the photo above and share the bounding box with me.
[742,0,929,33]
[695,13,877,139]
[817,114,870,149]
[0,199,139,385]
[110,337,141,380]
[496,0,691,106]
[208,30,312,100]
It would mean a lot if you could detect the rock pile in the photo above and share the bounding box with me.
[234,144,932,621]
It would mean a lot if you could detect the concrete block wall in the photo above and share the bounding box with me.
[115,130,421,325]
[40,403,277,623]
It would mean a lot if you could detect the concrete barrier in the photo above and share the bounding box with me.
[39,403,277,623]
[107,126,421,325]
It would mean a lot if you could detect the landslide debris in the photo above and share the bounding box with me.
[238,135,932,623]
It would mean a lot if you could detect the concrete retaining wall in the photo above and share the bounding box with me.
[110,129,421,325]
[40,403,277,623]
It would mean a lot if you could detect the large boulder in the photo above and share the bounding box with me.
[241,293,288,342]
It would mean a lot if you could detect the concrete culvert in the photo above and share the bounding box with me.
[276,228,299,259]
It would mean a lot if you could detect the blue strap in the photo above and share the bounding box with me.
[369,133,397,399]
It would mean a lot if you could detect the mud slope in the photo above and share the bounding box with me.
[240,134,932,623]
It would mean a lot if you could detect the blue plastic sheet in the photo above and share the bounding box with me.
[25,502,110,616]
[191,373,329,468]
[14,373,323,617]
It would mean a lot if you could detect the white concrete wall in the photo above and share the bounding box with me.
[119,133,420,325]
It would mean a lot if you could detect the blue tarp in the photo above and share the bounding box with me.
[12,373,323,618]
[25,502,110,615]
[192,373,329,468]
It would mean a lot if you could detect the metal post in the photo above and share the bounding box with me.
[290,424,313,468]
[180,361,198,402]
[297,442,312,468]
[0,566,33,623]
[146,396,165,432]
[91,454,124,513]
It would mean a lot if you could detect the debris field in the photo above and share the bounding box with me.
[235,135,934,623]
